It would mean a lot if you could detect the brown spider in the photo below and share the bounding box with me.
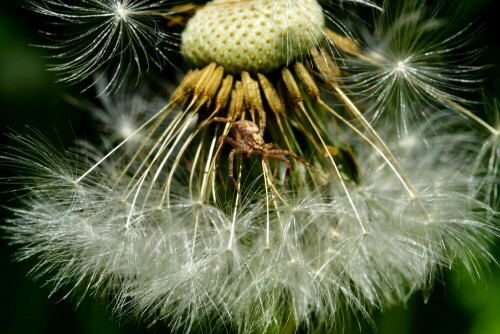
[202,117,326,194]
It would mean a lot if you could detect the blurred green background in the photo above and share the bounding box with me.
[1,0,499,333]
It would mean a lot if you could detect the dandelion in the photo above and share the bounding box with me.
[3,0,499,333]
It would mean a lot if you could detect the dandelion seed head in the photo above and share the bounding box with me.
[181,0,325,73]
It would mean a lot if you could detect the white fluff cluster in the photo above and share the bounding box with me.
[4,113,498,333]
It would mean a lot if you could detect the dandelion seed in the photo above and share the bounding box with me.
[29,0,178,92]
[340,1,484,135]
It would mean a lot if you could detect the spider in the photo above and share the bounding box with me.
[202,117,327,194]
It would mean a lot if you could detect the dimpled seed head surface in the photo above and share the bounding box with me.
[181,0,325,74]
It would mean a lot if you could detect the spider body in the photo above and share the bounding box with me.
[205,117,326,194]
[231,120,265,150]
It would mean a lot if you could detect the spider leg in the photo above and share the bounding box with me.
[198,117,235,130]
[268,154,291,189]
[271,149,327,181]
[165,3,200,27]
[264,143,280,150]
[215,136,239,189]
[165,15,187,28]
[215,136,246,192]
[228,149,247,196]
